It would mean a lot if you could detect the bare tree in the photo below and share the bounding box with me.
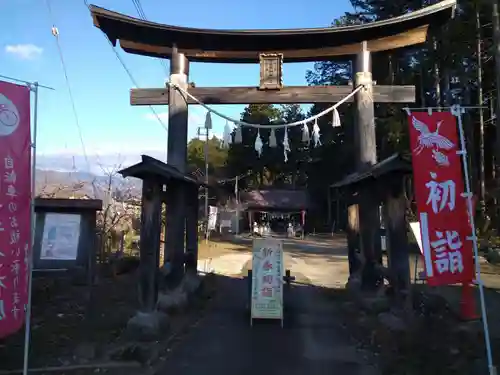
[36,181,89,198]
[94,162,140,262]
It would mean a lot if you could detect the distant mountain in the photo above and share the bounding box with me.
[34,151,156,199]
[36,151,167,176]
[35,168,142,199]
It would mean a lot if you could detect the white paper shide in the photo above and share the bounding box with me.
[40,213,81,260]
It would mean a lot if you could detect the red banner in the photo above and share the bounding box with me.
[0,81,31,337]
[408,111,474,286]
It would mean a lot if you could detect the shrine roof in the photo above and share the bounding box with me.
[330,153,412,189]
[240,189,310,211]
[89,0,456,63]
[118,155,207,186]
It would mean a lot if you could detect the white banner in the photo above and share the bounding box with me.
[208,205,218,231]
[251,238,284,321]
[409,221,423,255]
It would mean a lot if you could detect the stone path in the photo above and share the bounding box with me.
[158,236,378,375]
[156,275,377,375]
[198,235,351,288]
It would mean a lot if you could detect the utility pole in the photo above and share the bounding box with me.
[197,118,210,242]
[492,0,500,191]
[476,9,486,213]
[491,97,496,182]
[235,175,239,235]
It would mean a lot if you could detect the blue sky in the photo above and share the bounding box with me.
[1,0,352,163]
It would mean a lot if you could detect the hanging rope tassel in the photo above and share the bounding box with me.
[283,126,291,162]
[332,108,341,128]
[222,121,232,148]
[302,122,310,143]
[234,125,243,144]
[312,119,322,147]
[269,128,277,148]
[255,130,263,157]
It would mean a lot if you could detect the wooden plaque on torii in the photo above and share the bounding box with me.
[259,53,283,90]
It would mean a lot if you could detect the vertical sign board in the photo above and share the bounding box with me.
[407,111,474,286]
[0,81,31,337]
[251,238,284,326]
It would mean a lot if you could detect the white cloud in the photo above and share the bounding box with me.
[5,44,43,60]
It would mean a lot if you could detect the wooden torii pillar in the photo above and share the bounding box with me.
[88,0,456,286]
[165,47,190,284]
[353,41,383,289]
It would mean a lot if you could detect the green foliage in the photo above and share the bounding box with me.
[221,0,500,229]
[187,135,228,177]
[225,104,309,189]
[124,230,139,253]
[305,0,498,183]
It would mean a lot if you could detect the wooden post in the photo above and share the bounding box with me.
[383,176,410,299]
[327,187,332,229]
[337,193,342,230]
[168,47,189,172]
[138,178,162,312]
[248,210,253,232]
[164,47,189,282]
[165,183,184,283]
[354,42,376,170]
[354,42,382,289]
[346,203,360,275]
[185,184,199,272]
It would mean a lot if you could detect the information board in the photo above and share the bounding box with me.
[40,213,81,260]
[250,238,284,325]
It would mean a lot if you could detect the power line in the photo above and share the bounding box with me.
[132,0,146,18]
[104,37,169,132]
[130,0,169,75]
[190,167,250,184]
[82,0,168,133]
[217,171,251,184]
[45,0,92,172]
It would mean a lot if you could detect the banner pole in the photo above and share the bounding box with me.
[453,104,495,375]
[0,75,54,91]
[22,81,39,375]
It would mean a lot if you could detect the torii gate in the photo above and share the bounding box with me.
[89,0,456,292]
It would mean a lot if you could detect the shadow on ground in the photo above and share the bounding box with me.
[152,273,500,375]
[152,273,378,375]
[3,257,500,375]
[210,234,349,258]
[0,270,216,374]
[333,282,500,375]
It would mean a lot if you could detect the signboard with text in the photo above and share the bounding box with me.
[40,213,81,260]
[251,238,284,322]
[408,111,473,286]
[0,81,31,338]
